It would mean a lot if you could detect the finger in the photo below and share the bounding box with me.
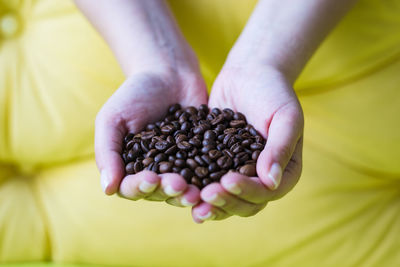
[220,172,274,204]
[165,184,201,207]
[200,183,266,217]
[95,111,126,195]
[269,137,303,200]
[191,202,230,224]
[118,171,160,200]
[145,173,188,201]
[257,104,303,190]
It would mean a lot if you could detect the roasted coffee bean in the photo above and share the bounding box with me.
[210,170,226,180]
[133,161,143,173]
[161,125,175,135]
[188,138,202,148]
[168,104,181,114]
[189,115,200,123]
[208,162,219,173]
[146,149,158,158]
[201,145,213,154]
[191,176,203,188]
[142,131,156,140]
[194,155,206,166]
[206,113,215,121]
[250,143,264,150]
[230,143,243,153]
[140,140,150,153]
[217,155,233,169]
[239,164,257,176]
[216,143,225,151]
[208,149,222,160]
[201,154,212,165]
[174,109,184,119]
[249,127,258,136]
[223,149,235,158]
[125,140,135,150]
[177,141,192,151]
[241,139,252,148]
[210,114,224,126]
[124,133,135,143]
[193,124,209,135]
[185,106,197,115]
[155,140,170,151]
[204,130,216,140]
[215,124,226,133]
[227,135,237,148]
[252,150,261,161]
[233,112,246,121]
[165,145,177,155]
[174,159,186,168]
[127,150,136,162]
[172,166,181,173]
[147,162,159,172]
[245,160,256,165]
[186,158,198,170]
[202,178,212,187]
[159,161,173,173]
[166,135,175,144]
[197,110,207,119]
[255,136,264,143]
[224,128,237,135]
[230,120,246,128]
[181,121,191,131]
[180,168,194,180]
[211,107,221,115]
[175,134,188,143]
[202,139,216,147]
[223,134,233,146]
[168,155,176,162]
[142,157,154,166]
[132,142,141,154]
[126,162,136,174]
[236,152,250,163]
[199,104,209,114]
[188,148,198,158]
[195,167,208,178]
[233,158,240,168]
[154,153,167,163]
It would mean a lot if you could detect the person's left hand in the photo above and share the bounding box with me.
[191,65,304,223]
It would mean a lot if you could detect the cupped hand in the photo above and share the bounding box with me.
[192,66,304,223]
[95,69,208,207]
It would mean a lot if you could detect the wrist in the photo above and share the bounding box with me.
[124,43,200,78]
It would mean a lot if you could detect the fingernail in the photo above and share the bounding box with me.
[139,180,158,193]
[268,163,282,190]
[202,193,226,206]
[198,211,216,221]
[224,182,241,195]
[101,170,111,194]
[164,185,182,197]
[181,196,197,207]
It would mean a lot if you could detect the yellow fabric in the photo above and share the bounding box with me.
[1,0,399,266]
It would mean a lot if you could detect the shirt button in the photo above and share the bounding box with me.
[0,13,19,38]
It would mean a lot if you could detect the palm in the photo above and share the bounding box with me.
[96,71,208,197]
[209,68,303,196]
[104,73,208,135]
[190,67,304,223]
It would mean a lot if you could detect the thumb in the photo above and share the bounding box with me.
[95,113,126,195]
[256,105,303,190]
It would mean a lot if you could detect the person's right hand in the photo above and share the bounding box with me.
[95,68,208,207]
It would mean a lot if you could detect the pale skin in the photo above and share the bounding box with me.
[75,0,356,223]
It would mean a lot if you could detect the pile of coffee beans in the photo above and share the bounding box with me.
[121,104,266,189]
